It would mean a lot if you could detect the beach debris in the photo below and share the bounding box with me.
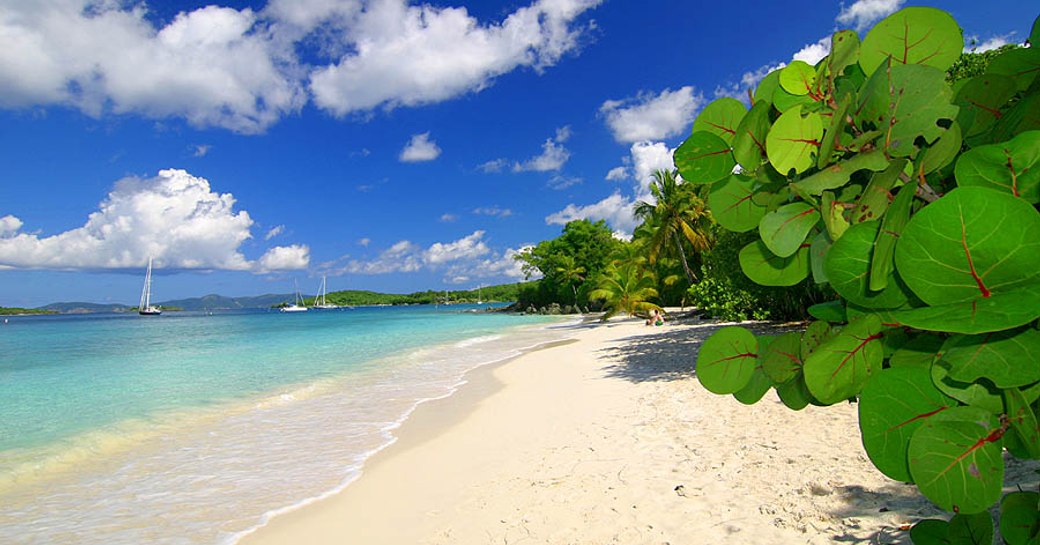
[674,484,686,497]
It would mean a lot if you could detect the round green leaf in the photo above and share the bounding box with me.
[891,287,1040,335]
[696,326,758,394]
[940,327,1040,388]
[738,240,809,287]
[888,333,943,368]
[758,202,819,258]
[692,97,747,145]
[733,363,772,405]
[930,359,1004,414]
[860,7,963,76]
[810,230,832,284]
[856,63,958,157]
[859,367,957,482]
[986,48,1040,92]
[909,520,949,544]
[954,75,1017,137]
[1001,492,1040,545]
[753,69,781,106]
[772,85,814,113]
[916,120,962,176]
[828,30,861,79]
[732,101,771,171]
[895,187,1040,305]
[761,331,802,384]
[674,131,736,185]
[807,301,845,323]
[800,320,833,360]
[766,105,823,176]
[792,150,890,196]
[803,314,884,404]
[955,130,1040,204]
[779,60,817,96]
[825,221,912,309]
[775,376,814,410]
[908,407,1004,514]
[708,175,767,233]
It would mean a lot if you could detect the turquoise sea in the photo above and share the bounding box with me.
[0,305,572,544]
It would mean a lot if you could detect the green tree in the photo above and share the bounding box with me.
[553,255,586,307]
[587,262,660,321]
[633,169,713,283]
[516,219,623,307]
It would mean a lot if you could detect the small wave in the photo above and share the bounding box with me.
[453,334,502,348]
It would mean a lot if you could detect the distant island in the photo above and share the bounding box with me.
[12,283,526,315]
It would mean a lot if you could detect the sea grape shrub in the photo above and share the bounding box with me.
[678,7,1040,543]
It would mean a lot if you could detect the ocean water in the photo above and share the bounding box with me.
[0,305,573,544]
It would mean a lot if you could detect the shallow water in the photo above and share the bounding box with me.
[0,305,573,544]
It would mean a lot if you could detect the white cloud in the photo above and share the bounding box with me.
[440,213,459,222]
[342,240,423,274]
[424,231,490,264]
[0,168,304,272]
[0,1,600,132]
[0,2,305,133]
[605,167,628,181]
[310,0,602,116]
[258,244,310,271]
[793,37,831,65]
[358,237,371,246]
[513,127,571,172]
[265,225,285,240]
[473,206,513,218]
[967,35,1013,52]
[836,0,904,32]
[548,174,582,190]
[478,158,509,173]
[630,141,676,200]
[545,192,638,235]
[193,144,212,157]
[600,87,704,143]
[399,132,442,162]
[0,215,23,237]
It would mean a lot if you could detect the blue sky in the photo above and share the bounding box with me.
[0,0,1035,307]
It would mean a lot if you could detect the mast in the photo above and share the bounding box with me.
[140,257,153,311]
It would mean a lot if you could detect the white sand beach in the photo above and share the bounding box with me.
[242,315,951,545]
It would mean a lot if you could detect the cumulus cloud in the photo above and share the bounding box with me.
[342,240,423,274]
[310,1,602,116]
[0,0,600,132]
[399,132,442,162]
[424,231,491,264]
[341,230,499,276]
[836,0,904,32]
[0,2,305,133]
[606,141,676,199]
[258,244,310,271]
[440,213,459,222]
[0,169,307,272]
[605,167,627,181]
[793,37,831,65]
[600,87,703,143]
[0,215,23,237]
[514,127,571,172]
[545,192,638,234]
[967,35,1013,52]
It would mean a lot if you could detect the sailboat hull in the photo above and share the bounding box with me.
[139,308,162,316]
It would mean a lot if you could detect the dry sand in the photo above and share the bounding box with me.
[241,316,963,545]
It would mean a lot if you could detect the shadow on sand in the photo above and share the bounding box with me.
[598,319,805,383]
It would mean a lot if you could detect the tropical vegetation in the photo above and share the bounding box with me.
[677,7,1040,543]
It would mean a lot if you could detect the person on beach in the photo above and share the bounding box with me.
[646,309,664,326]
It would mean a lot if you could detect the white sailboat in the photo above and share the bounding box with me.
[280,279,308,313]
[138,257,161,316]
[312,275,339,310]
[476,284,483,305]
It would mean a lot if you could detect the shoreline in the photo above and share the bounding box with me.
[240,316,963,545]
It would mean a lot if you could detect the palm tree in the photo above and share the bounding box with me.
[554,254,586,308]
[588,262,660,321]
[633,169,713,283]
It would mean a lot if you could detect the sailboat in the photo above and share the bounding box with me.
[312,275,339,310]
[476,284,484,305]
[280,279,308,313]
[138,257,161,316]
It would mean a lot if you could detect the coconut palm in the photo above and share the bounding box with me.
[633,168,713,283]
[588,262,660,321]
[554,254,586,308]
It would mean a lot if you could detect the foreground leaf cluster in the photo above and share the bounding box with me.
[679,7,1040,542]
